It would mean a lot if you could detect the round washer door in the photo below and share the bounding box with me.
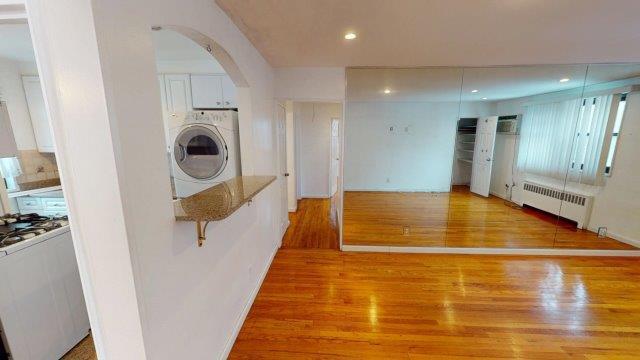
[174,125,227,180]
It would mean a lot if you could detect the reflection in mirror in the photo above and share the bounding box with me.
[343,65,638,249]
[343,68,464,247]
[151,28,241,200]
[554,64,640,250]
[343,64,640,250]
[451,65,591,248]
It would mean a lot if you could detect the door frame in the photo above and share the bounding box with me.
[329,117,340,196]
[276,102,289,239]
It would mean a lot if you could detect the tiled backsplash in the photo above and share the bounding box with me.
[15,150,59,183]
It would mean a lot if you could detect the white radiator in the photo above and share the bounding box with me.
[521,181,593,229]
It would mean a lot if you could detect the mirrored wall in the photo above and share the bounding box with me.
[342,64,640,251]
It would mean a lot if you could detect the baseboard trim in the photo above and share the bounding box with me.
[300,195,330,199]
[586,227,640,248]
[345,189,450,193]
[220,245,278,359]
[341,245,640,257]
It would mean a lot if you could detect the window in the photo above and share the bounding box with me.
[604,93,627,176]
[518,94,613,185]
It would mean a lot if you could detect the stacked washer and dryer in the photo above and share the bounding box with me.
[168,110,241,198]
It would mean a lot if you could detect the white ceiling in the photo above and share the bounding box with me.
[0,23,34,62]
[347,65,640,102]
[216,0,640,67]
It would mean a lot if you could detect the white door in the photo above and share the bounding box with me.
[470,116,498,197]
[164,74,192,114]
[329,118,340,196]
[22,76,55,152]
[190,74,223,108]
[276,104,289,237]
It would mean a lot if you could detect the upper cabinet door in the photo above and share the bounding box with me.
[221,75,237,108]
[22,76,55,153]
[190,74,223,109]
[164,74,192,114]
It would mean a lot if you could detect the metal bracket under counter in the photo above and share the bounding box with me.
[196,199,253,247]
[194,198,253,247]
[173,176,274,247]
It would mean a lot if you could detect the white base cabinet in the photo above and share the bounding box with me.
[0,230,90,360]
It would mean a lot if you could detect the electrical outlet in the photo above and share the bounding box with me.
[597,227,607,238]
[403,226,410,235]
[386,177,390,183]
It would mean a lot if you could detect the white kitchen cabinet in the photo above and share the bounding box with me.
[22,76,55,153]
[17,195,68,216]
[190,74,237,109]
[0,231,90,360]
[163,74,192,114]
[190,74,224,109]
[221,74,238,108]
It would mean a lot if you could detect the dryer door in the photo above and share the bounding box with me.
[174,125,227,180]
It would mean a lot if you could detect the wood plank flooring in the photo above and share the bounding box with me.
[230,249,640,358]
[344,187,637,250]
[282,197,339,249]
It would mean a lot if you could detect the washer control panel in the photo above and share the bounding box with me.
[185,111,229,126]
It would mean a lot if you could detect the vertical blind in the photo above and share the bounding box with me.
[517,94,613,185]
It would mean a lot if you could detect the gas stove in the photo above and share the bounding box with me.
[0,213,69,249]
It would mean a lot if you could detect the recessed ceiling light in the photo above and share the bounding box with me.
[383,88,391,94]
[560,78,570,83]
[482,97,488,100]
[344,32,357,40]
[471,89,479,93]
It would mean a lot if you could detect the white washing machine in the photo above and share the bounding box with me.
[169,110,241,198]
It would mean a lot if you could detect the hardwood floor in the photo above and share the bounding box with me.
[344,187,637,250]
[282,197,339,249]
[230,249,640,358]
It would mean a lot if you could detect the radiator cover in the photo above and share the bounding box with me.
[522,181,593,229]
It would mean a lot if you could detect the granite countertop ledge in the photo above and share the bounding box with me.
[174,175,276,222]
[7,178,62,198]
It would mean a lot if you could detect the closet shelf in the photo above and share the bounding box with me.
[457,158,473,164]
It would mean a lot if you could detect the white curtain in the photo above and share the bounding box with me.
[567,95,613,184]
[517,98,581,180]
[517,94,613,185]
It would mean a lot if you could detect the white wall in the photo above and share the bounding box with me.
[275,67,345,102]
[0,58,36,150]
[26,0,280,359]
[588,92,640,243]
[344,101,493,192]
[296,102,342,198]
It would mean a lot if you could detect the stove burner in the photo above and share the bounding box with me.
[0,214,69,248]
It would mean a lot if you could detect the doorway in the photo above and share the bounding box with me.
[282,102,342,249]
